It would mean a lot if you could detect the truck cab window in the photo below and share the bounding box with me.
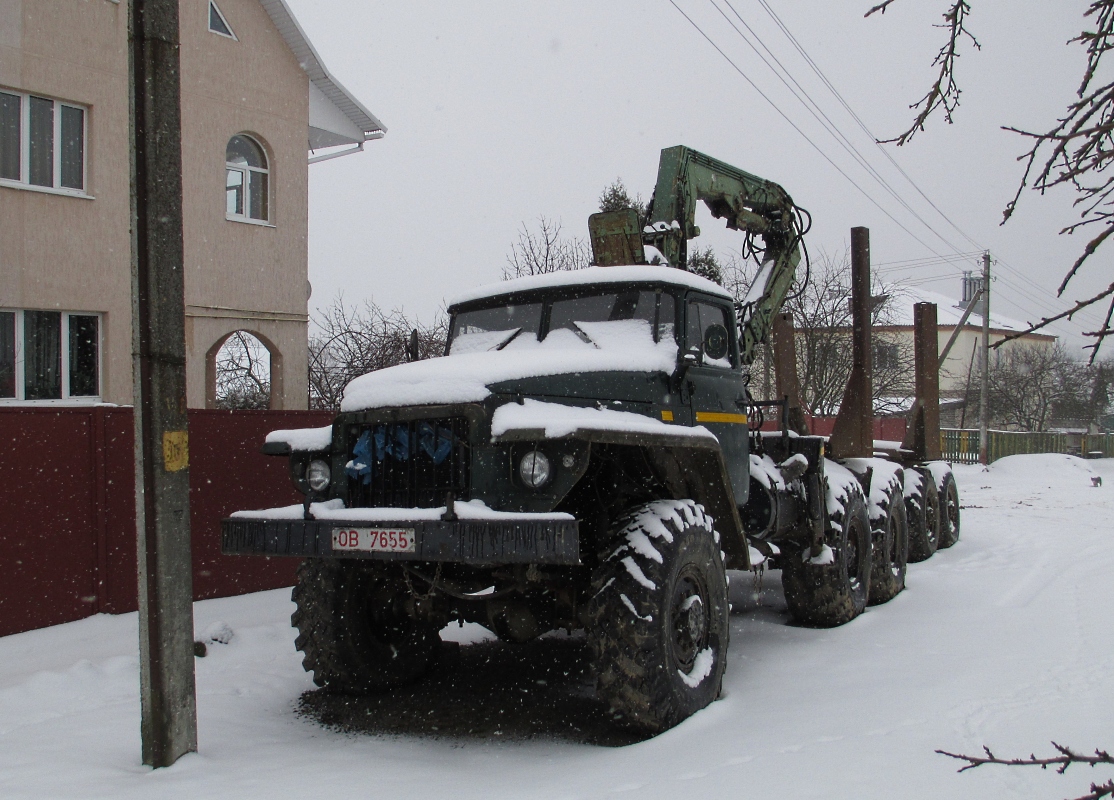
[686,301,734,368]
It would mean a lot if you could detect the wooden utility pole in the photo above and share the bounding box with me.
[978,251,991,464]
[129,0,198,767]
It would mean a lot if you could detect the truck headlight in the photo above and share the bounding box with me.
[307,459,331,493]
[519,450,551,489]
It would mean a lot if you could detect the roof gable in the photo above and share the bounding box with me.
[256,0,385,149]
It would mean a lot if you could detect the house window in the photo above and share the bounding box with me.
[0,310,100,402]
[874,342,899,371]
[208,2,236,39]
[226,134,269,222]
[0,89,86,193]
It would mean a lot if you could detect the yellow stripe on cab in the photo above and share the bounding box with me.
[694,411,748,424]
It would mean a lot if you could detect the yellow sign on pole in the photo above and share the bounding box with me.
[162,431,189,472]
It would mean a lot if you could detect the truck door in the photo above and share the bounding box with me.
[684,296,750,506]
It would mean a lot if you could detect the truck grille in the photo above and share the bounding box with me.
[345,417,470,508]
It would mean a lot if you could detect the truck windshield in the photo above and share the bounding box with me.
[449,302,542,354]
[448,289,676,355]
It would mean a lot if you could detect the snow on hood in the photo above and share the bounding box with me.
[340,324,678,412]
[491,399,715,441]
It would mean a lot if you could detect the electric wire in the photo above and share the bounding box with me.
[752,0,1107,344]
[716,0,974,259]
[674,0,1097,344]
[754,0,988,255]
[666,0,955,261]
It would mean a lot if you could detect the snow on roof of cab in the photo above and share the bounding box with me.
[449,265,733,307]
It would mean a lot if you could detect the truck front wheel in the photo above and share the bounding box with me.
[291,558,440,693]
[587,500,729,734]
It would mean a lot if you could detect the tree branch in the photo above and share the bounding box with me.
[938,742,1113,774]
[875,1,979,146]
[937,743,1114,799]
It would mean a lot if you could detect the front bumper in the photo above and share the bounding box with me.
[220,517,580,565]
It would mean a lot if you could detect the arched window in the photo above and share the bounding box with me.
[225,134,269,222]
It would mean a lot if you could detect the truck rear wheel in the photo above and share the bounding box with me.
[587,500,729,734]
[904,468,940,563]
[867,480,908,605]
[291,558,440,693]
[935,468,961,549]
[781,484,871,627]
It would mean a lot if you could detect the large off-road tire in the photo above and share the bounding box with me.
[587,500,729,734]
[904,467,940,563]
[291,558,441,693]
[781,478,872,627]
[867,476,908,606]
[934,466,961,549]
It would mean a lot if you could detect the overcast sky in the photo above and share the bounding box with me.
[285,0,1104,353]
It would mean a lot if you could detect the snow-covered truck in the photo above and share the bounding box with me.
[222,147,961,734]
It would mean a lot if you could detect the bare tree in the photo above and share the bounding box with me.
[870,1,1114,359]
[503,217,590,279]
[980,343,1084,431]
[308,296,447,410]
[962,342,1111,431]
[214,331,271,410]
[745,252,914,415]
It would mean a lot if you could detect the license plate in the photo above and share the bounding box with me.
[331,527,416,554]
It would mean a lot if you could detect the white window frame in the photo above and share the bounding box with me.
[208,1,238,40]
[0,88,90,199]
[225,134,272,225]
[0,309,103,405]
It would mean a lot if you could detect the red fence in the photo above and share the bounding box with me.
[760,414,907,443]
[0,407,333,637]
[1,407,908,639]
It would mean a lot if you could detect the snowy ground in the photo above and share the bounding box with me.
[2,453,1112,799]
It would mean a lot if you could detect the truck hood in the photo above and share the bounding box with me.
[340,334,678,412]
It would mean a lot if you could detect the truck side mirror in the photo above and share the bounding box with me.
[678,346,701,378]
[703,323,729,362]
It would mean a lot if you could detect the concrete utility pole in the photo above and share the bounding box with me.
[129,0,198,767]
[978,251,991,465]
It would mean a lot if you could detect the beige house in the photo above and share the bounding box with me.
[875,284,1056,422]
[0,0,383,409]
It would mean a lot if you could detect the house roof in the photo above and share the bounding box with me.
[881,285,1053,338]
[257,0,386,150]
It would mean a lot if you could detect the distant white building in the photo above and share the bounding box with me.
[875,284,1056,424]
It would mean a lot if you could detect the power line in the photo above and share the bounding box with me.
[874,252,983,273]
[715,0,973,258]
[753,0,987,255]
[665,0,955,259]
[673,0,1098,340]
[749,0,1107,341]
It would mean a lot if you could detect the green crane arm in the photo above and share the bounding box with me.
[590,145,806,365]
